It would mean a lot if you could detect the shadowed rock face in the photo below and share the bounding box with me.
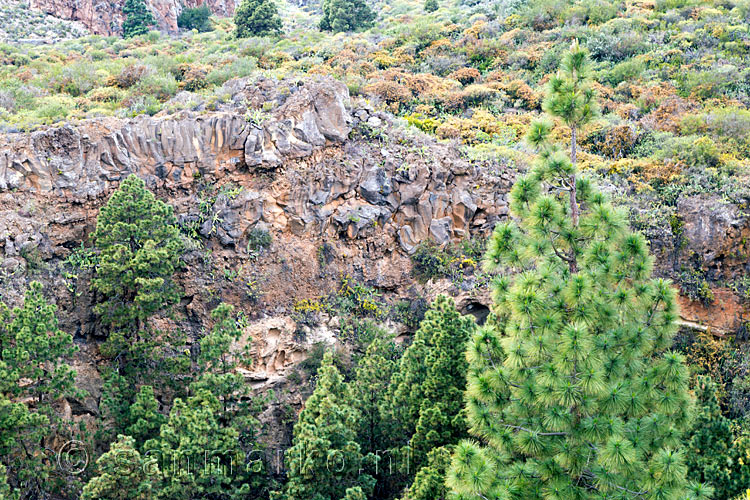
[29,0,239,36]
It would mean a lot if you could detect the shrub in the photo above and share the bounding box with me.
[246,227,272,257]
[424,0,438,12]
[364,80,412,110]
[114,63,153,89]
[134,72,178,101]
[448,67,480,85]
[177,5,212,32]
[411,240,450,283]
[601,57,645,86]
[234,0,282,38]
[177,64,208,92]
[586,22,647,62]
[206,57,257,87]
[679,267,715,305]
[583,123,640,159]
[33,95,74,124]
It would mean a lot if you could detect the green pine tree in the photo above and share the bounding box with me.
[177,5,212,32]
[144,389,259,499]
[190,303,262,454]
[0,282,78,497]
[279,351,375,500]
[408,296,475,464]
[403,446,452,500]
[92,174,183,336]
[125,385,165,448]
[122,0,156,38]
[350,334,402,499]
[686,376,750,499]
[446,44,711,500]
[0,463,19,500]
[0,395,47,496]
[351,335,400,456]
[82,435,157,500]
[190,303,248,416]
[234,0,282,38]
[319,0,375,33]
[383,295,474,497]
[424,0,438,12]
[93,174,187,435]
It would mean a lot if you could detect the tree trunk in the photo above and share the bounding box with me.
[569,125,579,274]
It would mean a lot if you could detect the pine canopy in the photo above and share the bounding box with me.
[447,45,710,500]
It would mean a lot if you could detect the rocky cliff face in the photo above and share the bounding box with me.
[0,75,513,439]
[29,0,239,36]
[1,75,747,449]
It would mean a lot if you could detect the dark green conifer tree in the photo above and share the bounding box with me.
[0,463,19,500]
[446,44,711,500]
[93,174,187,433]
[0,282,78,497]
[319,0,375,32]
[424,0,438,12]
[81,435,157,500]
[350,334,401,499]
[279,351,375,500]
[144,389,260,499]
[234,0,282,38]
[403,447,452,500]
[190,303,262,453]
[177,4,212,32]
[384,295,474,497]
[351,335,399,456]
[125,385,165,448]
[122,0,156,38]
[92,174,183,337]
[686,376,750,499]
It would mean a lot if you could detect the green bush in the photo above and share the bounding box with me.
[134,72,178,101]
[177,5,212,32]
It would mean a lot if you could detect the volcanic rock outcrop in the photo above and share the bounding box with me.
[0,76,512,255]
[29,0,239,36]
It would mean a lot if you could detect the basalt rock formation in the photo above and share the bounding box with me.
[29,0,238,36]
[0,75,747,445]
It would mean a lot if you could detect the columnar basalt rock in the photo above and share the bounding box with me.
[0,76,512,257]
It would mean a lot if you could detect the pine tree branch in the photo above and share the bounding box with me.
[500,423,567,436]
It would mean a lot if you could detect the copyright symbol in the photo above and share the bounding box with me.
[57,440,89,475]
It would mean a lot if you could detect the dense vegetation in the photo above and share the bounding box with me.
[2,0,750,498]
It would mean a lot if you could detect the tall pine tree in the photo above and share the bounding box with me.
[93,174,186,435]
[190,303,263,457]
[279,351,375,500]
[143,389,261,499]
[82,435,157,500]
[383,295,475,499]
[447,43,711,500]
[0,282,78,497]
[686,376,750,499]
[92,174,183,337]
